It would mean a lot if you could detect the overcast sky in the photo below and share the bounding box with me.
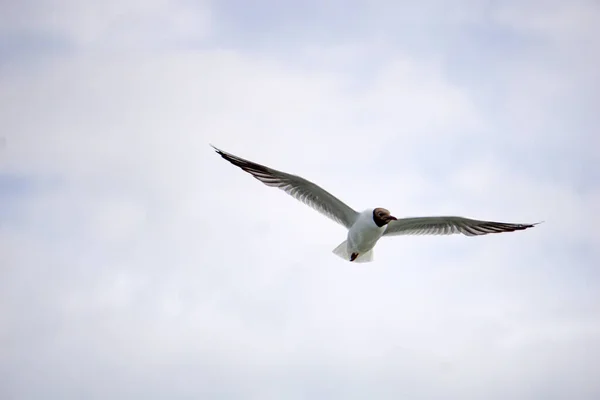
[1,0,599,399]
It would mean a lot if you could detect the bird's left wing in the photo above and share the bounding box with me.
[383,216,540,237]
[211,145,359,229]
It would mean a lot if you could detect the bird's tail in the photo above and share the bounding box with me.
[332,240,350,260]
[332,240,374,263]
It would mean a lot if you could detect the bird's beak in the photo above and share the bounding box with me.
[386,215,397,221]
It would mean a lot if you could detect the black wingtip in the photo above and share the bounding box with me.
[515,221,543,231]
[209,145,259,171]
[210,144,230,159]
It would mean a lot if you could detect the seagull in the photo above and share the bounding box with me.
[211,145,540,263]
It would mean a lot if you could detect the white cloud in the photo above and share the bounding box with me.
[1,0,598,399]
[493,0,600,42]
[0,0,211,48]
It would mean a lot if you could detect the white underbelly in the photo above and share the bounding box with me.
[348,225,385,253]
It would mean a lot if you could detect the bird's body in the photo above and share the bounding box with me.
[211,145,540,263]
[334,210,390,263]
[349,210,389,254]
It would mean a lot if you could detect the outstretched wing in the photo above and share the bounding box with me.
[383,216,540,236]
[211,145,359,229]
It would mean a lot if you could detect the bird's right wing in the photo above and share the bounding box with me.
[383,216,540,237]
[211,145,359,229]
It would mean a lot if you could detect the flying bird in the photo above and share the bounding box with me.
[211,145,540,263]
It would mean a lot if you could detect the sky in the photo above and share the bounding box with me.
[0,0,599,398]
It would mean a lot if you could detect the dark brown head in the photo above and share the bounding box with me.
[372,207,397,227]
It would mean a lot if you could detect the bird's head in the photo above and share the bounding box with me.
[373,207,397,227]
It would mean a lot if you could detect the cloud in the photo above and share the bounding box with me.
[1,0,599,399]
[0,0,211,49]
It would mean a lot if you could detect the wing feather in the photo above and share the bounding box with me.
[211,145,359,229]
[384,216,540,237]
